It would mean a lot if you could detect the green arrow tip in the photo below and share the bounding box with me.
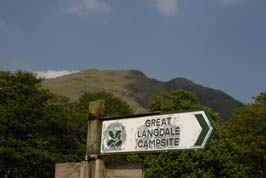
[194,114,210,146]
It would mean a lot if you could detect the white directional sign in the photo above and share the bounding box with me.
[100,110,214,154]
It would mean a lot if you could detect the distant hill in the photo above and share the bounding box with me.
[42,69,242,120]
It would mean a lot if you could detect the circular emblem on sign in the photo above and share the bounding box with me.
[103,122,126,151]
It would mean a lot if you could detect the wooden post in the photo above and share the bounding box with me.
[86,100,106,178]
[55,99,143,178]
[55,161,89,178]
[105,162,144,178]
[95,159,106,178]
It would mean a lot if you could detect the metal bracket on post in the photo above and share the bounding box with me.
[88,154,99,161]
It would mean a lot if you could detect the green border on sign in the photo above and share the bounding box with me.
[99,109,215,155]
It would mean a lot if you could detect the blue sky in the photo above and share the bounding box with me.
[0,0,265,103]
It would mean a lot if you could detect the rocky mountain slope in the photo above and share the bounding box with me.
[42,69,242,120]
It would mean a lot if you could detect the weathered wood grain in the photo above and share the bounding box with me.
[105,162,143,178]
[95,159,106,178]
[55,162,89,178]
[86,100,105,159]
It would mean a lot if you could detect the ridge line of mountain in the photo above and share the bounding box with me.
[42,69,242,120]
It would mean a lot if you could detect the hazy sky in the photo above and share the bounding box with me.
[0,0,265,103]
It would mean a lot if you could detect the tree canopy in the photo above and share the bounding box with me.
[149,90,200,112]
[78,91,133,117]
[141,90,248,178]
[149,90,221,123]
[0,71,133,178]
[227,92,266,178]
[0,71,87,178]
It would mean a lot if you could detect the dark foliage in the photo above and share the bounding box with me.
[227,92,266,178]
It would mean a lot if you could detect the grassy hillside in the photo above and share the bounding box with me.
[42,69,242,120]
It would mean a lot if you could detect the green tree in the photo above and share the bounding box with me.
[0,71,86,178]
[0,72,134,178]
[78,91,133,117]
[227,92,266,178]
[253,91,266,106]
[141,90,247,178]
[149,90,221,123]
[149,90,200,112]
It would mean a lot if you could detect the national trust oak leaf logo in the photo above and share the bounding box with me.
[107,130,122,148]
[102,122,126,152]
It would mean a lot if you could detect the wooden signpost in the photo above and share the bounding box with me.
[55,100,214,178]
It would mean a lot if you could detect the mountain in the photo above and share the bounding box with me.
[42,69,242,120]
